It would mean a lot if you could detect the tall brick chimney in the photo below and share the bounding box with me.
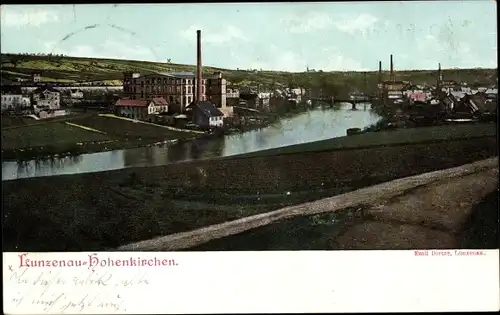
[378,61,382,83]
[438,63,442,82]
[390,54,394,81]
[196,30,202,103]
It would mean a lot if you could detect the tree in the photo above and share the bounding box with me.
[287,74,298,89]
[10,55,21,68]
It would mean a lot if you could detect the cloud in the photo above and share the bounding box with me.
[241,45,365,72]
[0,6,60,28]
[314,47,367,71]
[244,44,307,72]
[417,35,446,53]
[180,25,247,45]
[46,40,154,61]
[280,12,334,34]
[415,35,496,68]
[280,12,378,35]
[334,14,378,34]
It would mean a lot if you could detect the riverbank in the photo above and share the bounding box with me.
[3,124,497,251]
[1,104,312,161]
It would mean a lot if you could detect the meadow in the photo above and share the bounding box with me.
[1,114,201,160]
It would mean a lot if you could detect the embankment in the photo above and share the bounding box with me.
[119,157,498,251]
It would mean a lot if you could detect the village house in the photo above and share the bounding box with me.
[449,91,466,103]
[239,92,259,109]
[70,89,84,99]
[404,85,427,103]
[122,71,226,114]
[225,83,240,107]
[258,92,271,110]
[485,88,498,100]
[186,101,224,129]
[32,73,41,84]
[1,93,31,113]
[453,94,480,116]
[226,84,240,98]
[150,97,169,114]
[469,93,497,115]
[32,86,61,109]
[115,98,168,119]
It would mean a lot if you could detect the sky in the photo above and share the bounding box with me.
[0,2,497,72]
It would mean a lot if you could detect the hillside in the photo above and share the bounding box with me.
[1,53,497,94]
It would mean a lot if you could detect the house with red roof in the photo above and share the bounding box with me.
[115,97,168,119]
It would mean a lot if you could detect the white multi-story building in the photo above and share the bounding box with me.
[1,94,31,113]
[32,86,61,109]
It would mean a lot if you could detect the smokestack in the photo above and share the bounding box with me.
[378,61,382,83]
[390,54,394,81]
[438,63,443,81]
[196,30,202,103]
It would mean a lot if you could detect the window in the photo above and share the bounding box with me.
[141,81,144,86]
[188,96,192,103]
[141,91,144,98]
[176,79,181,85]
[164,79,167,84]
[146,79,150,84]
[183,86,186,94]
[188,86,192,94]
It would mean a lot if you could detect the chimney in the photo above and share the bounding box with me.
[196,30,202,103]
[390,54,394,81]
[438,63,443,82]
[378,61,382,83]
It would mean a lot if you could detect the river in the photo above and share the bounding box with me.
[2,103,381,181]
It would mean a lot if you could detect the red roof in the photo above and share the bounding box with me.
[151,97,168,105]
[116,99,150,107]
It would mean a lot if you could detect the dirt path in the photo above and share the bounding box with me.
[333,167,498,249]
[118,157,498,251]
[98,113,204,134]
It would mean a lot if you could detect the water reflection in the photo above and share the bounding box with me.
[2,105,381,181]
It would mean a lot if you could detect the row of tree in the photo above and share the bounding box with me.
[4,53,67,57]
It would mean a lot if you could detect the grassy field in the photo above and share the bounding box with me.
[70,115,197,141]
[1,53,497,94]
[1,121,112,150]
[1,113,93,129]
[1,114,202,160]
